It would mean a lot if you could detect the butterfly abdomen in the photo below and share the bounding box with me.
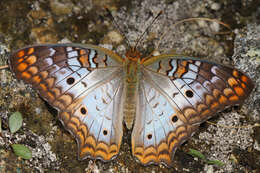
[123,52,142,129]
[123,83,138,129]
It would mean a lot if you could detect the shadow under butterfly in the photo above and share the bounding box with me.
[9,15,254,167]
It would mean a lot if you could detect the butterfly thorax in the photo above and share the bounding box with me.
[123,49,142,129]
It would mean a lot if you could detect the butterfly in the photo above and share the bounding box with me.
[9,43,254,167]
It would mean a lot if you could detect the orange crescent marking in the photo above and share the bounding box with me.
[224,88,234,96]
[228,77,238,87]
[201,109,210,117]
[52,88,61,97]
[241,82,246,89]
[53,100,64,110]
[26,55,37,65]
[67,122,78,132]
[27,47,34,55]
[32,75,41,84]
[17,58,24,63]
[175,126,185,135]
[85,136,97,148]
[157,142,168,153]
[178,132,187,141]
[219,95,228,104]
[232,70,239,78]
[76,131,85,146]
[46,78,55,88]
[70,117,80,127]
[96,143,109,153]
[158,153,171,162]
[60,112,70,123]
[17,62,27,72]
[79,49,89,67]
[21,72,31,79]
[205,94,214,105]
[81,145,94,156]
[17,50,25,58]
[79,124,88,137]
[210,102,219,109]
[197,103,207,113]
[110,145,118,153]
[39,83,47,91]
[95,150,110,160]
[143,147,156,157]
[134,147,144,154]
[167,132,176,144]
[241,75,249,83]
[184,108,197,119]
[229,95,239,101]
[190,115,202,124]
[58,95,72,106]
[27,66,38,75]
[169,138,178,152]
[39,71,48,79]
[181,61,188,66]
[47,92,55,101]
[234,87,244,96]
[213,89,221,98]
[143,148,156,160]
[175,66,186,78]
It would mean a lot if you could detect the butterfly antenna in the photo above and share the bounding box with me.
[134,11,163,51]
[104,7,131,49]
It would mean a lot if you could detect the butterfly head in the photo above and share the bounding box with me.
[125,48,142,61]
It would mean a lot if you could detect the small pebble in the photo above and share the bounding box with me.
[211,2,221,11]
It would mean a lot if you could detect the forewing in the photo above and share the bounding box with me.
[132,55,254,166]
[9,44,124,161]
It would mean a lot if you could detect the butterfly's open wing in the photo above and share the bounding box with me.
[132,55,254,166]
[10,44,124,161]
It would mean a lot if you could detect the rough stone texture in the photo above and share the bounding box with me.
[0,0,259,172]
